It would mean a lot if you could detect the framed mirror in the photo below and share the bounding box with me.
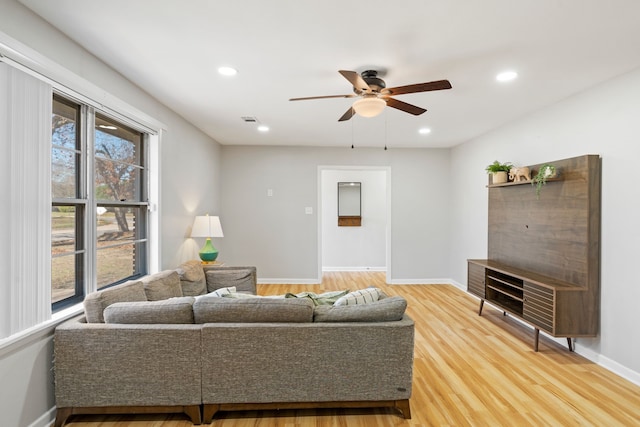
[338,182,361,226]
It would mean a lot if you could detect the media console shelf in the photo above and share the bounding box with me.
[468,154,601,352]
[468,259,590,351]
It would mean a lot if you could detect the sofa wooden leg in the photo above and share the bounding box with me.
[396,399,412,419]
[203,404,220,423]
[184,405,202,424]
[54,407,73,427]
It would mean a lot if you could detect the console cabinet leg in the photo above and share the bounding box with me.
[478,299,484,315]
[567,337,574,352]
[534,328,540,352]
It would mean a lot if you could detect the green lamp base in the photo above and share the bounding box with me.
[199,238,219,262]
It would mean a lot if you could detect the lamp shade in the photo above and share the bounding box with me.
[190,215,224,238]
[352,97,386,118]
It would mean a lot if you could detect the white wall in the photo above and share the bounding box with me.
[3,1,638,424]
[1,0,223,271]
[0,1,223,425]
[321,169,387,271]
[220,146,452,282]
[450,67,640,383]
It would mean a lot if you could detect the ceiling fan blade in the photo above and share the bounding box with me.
[338,107,355,122]
[385,97,426,115]
[289,94,355,101]
[384,79,452,96]
[338,70,371,93]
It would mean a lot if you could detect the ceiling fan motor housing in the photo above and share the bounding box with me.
[360,70,386,93]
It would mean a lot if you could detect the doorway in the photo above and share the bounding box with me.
[318,166,391,282]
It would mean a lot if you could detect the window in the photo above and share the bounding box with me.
[51,95,149,310]
[94,114,148,289]
[51,95,84,306]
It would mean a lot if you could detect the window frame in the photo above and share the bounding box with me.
[51,93,150,311]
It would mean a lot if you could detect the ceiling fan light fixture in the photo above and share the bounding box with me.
[496,70,518,82]
[352,97,386,118]
[218,66,238,76]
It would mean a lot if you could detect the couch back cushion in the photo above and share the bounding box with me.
[83,280,147,323]
[103,297,196,324]
[205,267,256,294]
[141,270,183,301]
[313,295,407,322]
[176,260,207,296]
[193,296,314,323]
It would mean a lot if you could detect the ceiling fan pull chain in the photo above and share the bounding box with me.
[384,110,388,151]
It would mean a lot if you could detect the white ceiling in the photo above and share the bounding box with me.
[20,0,640,148]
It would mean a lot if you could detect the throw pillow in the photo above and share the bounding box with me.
[142,270,183,301]
[83,280,147,323]
[333,287,381,306]
[176,260,207,296]
[104,297,196,324]
[208,286,237,297]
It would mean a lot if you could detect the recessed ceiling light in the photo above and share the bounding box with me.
[418,127,431,135]
[257,125,269,132]
[218,66,238,76]
[496,70,518,82]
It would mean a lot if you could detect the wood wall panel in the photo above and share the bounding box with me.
[487,155,600,289]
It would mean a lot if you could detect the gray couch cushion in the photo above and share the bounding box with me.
[176,260,207,296]
[205,267,256,294]
[104,297,196,324]
[313,295,407,322]
[83,280,147,323]
[193,296,314,323]
[142,270,183,301]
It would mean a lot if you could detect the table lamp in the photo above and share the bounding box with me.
[190,214,224,262]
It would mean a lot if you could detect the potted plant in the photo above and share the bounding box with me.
[485,160,513,184]
[532,163,557,197]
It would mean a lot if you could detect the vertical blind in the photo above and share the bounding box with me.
[0,62,52,339]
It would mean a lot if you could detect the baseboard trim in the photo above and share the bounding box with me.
[322,267,387,272]
[389,278,457,286]
[595,353,640,387]
[257,279,321,285]
[28,405,55,427]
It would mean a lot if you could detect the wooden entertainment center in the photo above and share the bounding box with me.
[468,154,601,351]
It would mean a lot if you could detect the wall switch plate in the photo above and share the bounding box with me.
[305,207,313,214]
[267,189,273,197]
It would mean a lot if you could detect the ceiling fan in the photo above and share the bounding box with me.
[289,70,452,121]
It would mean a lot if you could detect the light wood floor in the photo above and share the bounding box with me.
[61,272,640,427]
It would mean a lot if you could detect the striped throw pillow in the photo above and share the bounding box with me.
[333,287,381,306]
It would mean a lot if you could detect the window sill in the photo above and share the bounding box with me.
[0,304,83,358]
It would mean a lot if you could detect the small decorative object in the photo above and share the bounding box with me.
[532,163,557,197]
[190,214,224,262]
[508,166,531,182]
[485,160,513,184]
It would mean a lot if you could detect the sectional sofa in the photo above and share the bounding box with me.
[53,261,415,426]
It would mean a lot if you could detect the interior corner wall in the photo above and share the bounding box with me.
[0,1,222,425]
[219,145,452,282]
[449,67,640,382]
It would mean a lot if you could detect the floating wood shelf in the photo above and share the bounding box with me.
[338,216,361,227]
[487,177,561,188]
